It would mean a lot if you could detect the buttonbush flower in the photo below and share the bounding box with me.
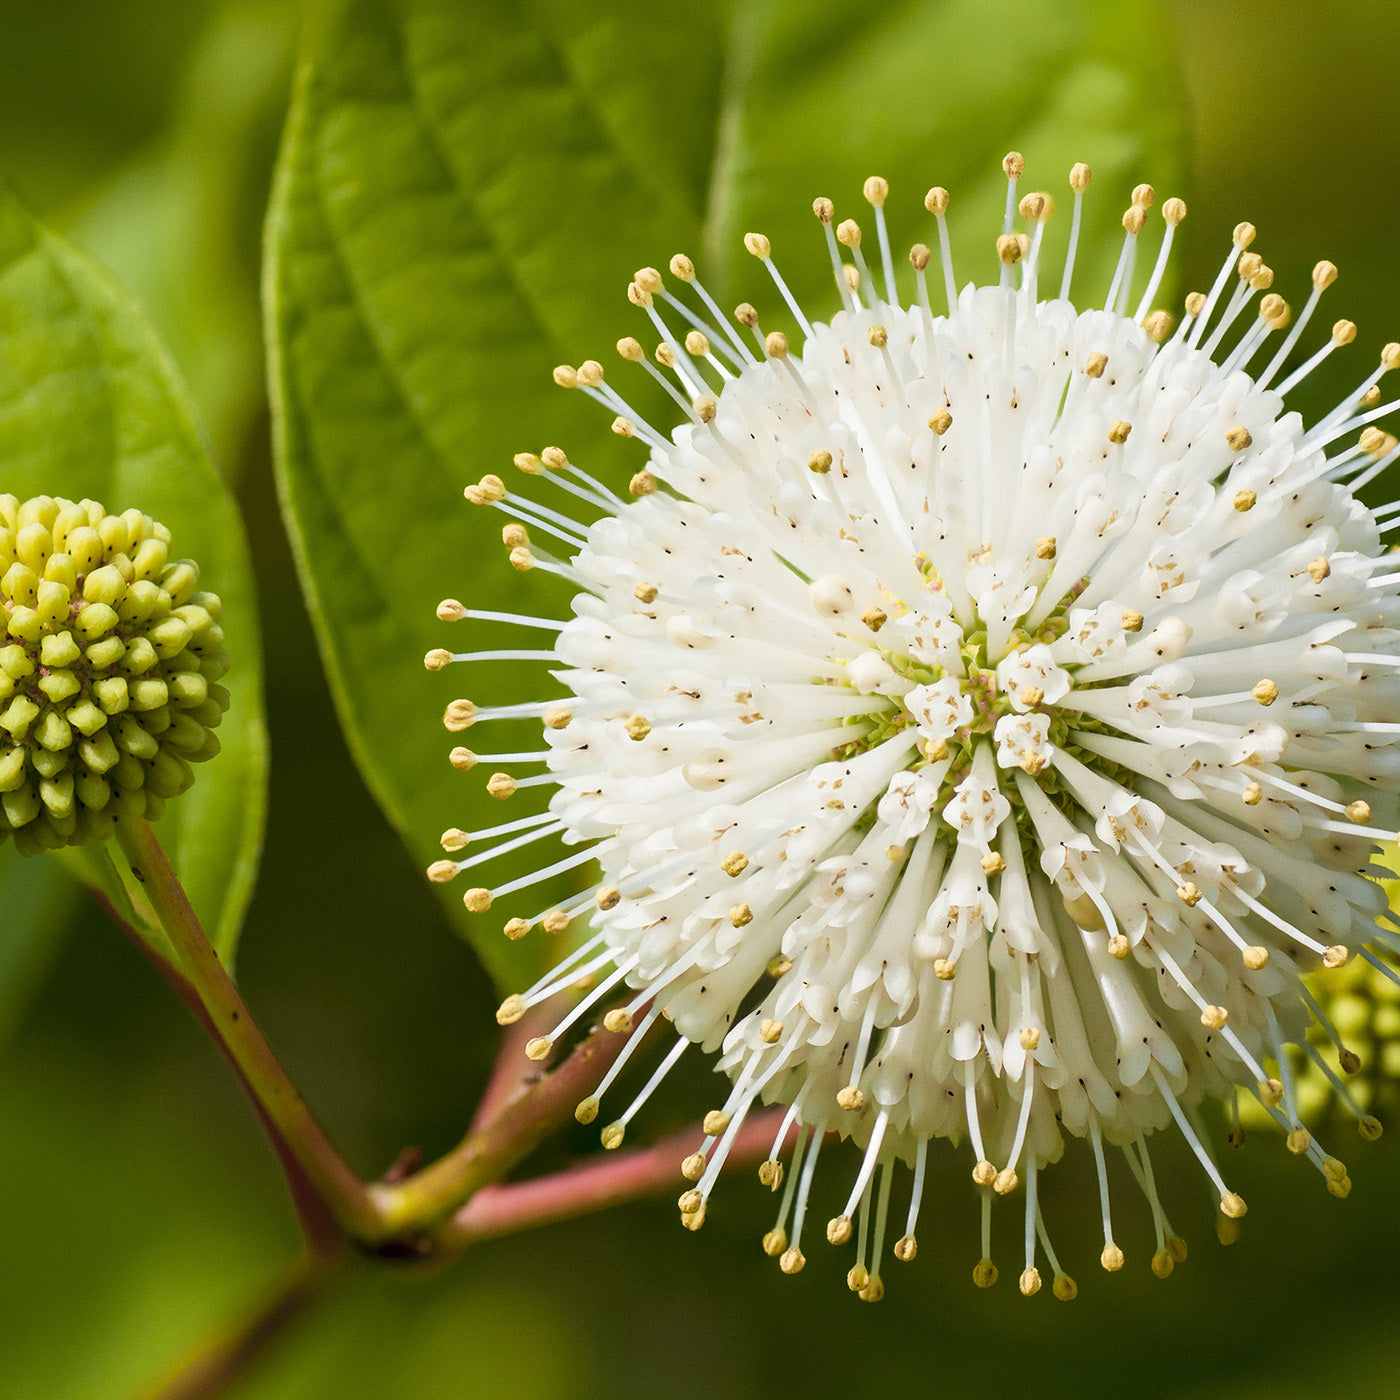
[429,155,1400,1297]
[0,495,228,852]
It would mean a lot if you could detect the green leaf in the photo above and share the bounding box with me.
[0,181,267,961]
[267,0,1185,991]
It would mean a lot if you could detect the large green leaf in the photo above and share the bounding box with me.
[0,183,267,961]
[267,0,1185,990]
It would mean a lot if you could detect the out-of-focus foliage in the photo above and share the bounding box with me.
[267,0,1182,991]
[0,1,1398,1398]
[70,0,295,473]
[0,845,79,1043]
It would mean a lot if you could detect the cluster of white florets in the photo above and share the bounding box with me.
[430,156,1400,1297]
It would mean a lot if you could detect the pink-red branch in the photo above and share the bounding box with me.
[467,995,570,1134]
[97,886,344,1257]
[368,1018,653,1236]
[443,1108,794,1249]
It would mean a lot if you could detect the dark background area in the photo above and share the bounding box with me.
[0,1,1398,1396]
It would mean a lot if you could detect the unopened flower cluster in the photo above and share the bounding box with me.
[430,155,1400,1297]
[0,495,228,852]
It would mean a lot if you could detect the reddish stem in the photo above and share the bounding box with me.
[116,821,381,1241]
[467,995,565,1133]
[370,1018,653,1236]
[98,888,343,1256]
[443,1109,793,1248]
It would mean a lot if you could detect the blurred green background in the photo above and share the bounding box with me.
[1,1,1398,1396]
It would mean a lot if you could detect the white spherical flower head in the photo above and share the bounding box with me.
[429,156,1400,1295]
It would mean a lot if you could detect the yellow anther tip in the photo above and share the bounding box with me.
[1219,1191,1247,1220]
[826,1215,853,1246]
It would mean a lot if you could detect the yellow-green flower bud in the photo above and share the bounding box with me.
[0,494,229,853]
